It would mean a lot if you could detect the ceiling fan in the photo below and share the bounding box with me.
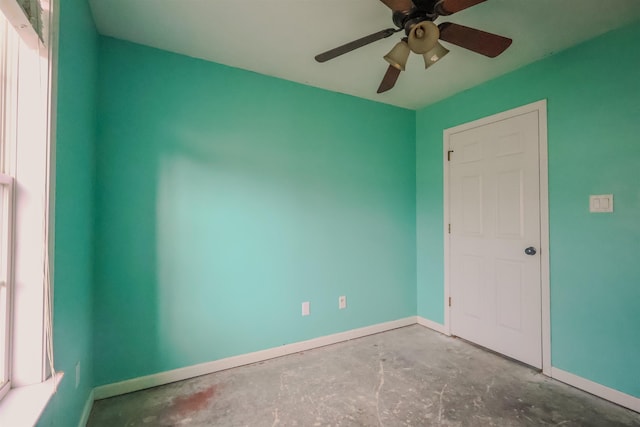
[314,0,512,93]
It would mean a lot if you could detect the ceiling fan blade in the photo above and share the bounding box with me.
[435,0,487,15]
[315,28,398,63]
[378,0,415,12]
[377,65,402,93]
[438,22,512,58]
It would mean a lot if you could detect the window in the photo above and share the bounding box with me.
[0,0,54,415]
[0,9,17,401]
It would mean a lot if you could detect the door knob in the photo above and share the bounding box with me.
[524,246,537,256]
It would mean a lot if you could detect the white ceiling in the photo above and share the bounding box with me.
[88,0,640,110]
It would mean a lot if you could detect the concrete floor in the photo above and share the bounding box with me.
[87,325,640,426]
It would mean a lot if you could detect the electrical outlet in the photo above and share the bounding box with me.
[339,296,347,309]
[302,301,310,316]
[75,361,80,389]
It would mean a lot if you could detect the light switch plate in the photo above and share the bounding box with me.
[590,194,613,213]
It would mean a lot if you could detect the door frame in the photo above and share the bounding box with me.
[442,99,551,375]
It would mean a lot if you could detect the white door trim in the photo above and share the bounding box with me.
[443,99,551,375]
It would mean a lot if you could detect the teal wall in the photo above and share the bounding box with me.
[38,0,98,425]
[93,38,417,385]
[416,21,640,397]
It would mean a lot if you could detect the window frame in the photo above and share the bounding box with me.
[0,174,14,402]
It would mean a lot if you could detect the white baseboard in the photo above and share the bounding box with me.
[93,317,417,400]
[78,388,94,427]
[551,367,640,413]
[416,316,449,335]
[89,318,639,417]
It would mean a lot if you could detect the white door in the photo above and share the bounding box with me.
[448,110,542,368]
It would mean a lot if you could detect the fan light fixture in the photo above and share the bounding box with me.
[422,41,449,68]
[313,0,514,94]
[408,21,440,54]
[383,38,410,71]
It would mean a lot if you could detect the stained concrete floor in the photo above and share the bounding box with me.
[87,325,640,426]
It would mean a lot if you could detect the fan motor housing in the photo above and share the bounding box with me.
[393,9,435,34]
